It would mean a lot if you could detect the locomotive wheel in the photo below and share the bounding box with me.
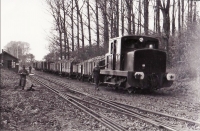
[127,87,133,94]
[78,76,81,81]
[127,87,137,94]
[113,86,118,90]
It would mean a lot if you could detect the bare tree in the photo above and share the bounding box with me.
[157,0,171,53]
[125,0,133,34]
[172,0,176,36]
[4,41,34,65]
[178,0,181,36]
[121,0,125,35]
[144,0,149,35]
[71,0,74,51]
[75,0,85,50]
[76,0,80,50]
[116,0,119,36]
[193,2,197,22]
[138,0,142,34]
[181,0,184,30]
[99,0,109,50]
[156,0,160,34]
[87,0,92,47]
[61,0,68,59]
[96,0,100,51]
[46,0,63,60]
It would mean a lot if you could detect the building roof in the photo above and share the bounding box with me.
[0,50,19,60]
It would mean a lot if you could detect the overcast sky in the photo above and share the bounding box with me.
[1,0,200,61]
[1,0,53,60]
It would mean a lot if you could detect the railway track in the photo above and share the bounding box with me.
[29,75,126,131]
[36,71,200,112]
[29,74,200,130]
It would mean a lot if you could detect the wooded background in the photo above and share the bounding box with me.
[44,0,200,69]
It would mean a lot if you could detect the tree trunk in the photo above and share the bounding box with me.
[132,13,135,34]
[138,0,141,34]
[181,0,184,30]
[76,0,80,49]
[62,0,67,59]
[80,14,84,49]
[154,0,156,33]
[144,0,149,35]
[158,0,170,53]
[102,0,109,50]
[121,0,124,35]
[178,0,181,37]
[75,0,84,50]
[126,0,132,34]
[71,0,74,51]
[190,0,193,23]
[67,34,69,59]
[193,2,196,22]
[172,0,175,36]
[156,0,160,34]
[116,0,119,37]
[56,1,62,60]
[87,0,92,47]
[96,0,100,51]
[110,0,113,38]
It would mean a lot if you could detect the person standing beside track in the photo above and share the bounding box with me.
[92,62,108,91]
[18,65,29,90]
[29,66,32,73]
[92,63,101,91]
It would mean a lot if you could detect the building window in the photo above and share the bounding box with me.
[12,61,15,68]
[7,60,12,68]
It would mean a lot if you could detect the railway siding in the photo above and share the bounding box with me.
[30,72,199,130]
[1,69,200,131]
[1,69,106,131]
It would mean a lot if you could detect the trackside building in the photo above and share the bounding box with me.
[0,50,19,73]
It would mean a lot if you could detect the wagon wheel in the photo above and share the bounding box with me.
[78,76,81,81]
[88,76,92,83]
[81,76,84,82]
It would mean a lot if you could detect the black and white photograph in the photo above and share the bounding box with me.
[1,0,200,130]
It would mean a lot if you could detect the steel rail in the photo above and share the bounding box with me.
[36,71,200,111]
[35,74,200,126]
[33,74,180,131]
[106,100,200,125]
[29,76,127,131]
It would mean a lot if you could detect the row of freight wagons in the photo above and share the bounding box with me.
[33,56,105,80]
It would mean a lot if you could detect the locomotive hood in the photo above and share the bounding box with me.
[133,49,166,73]
[123,49,166,73]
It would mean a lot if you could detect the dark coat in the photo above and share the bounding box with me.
[93,66,100,84]
[19,69,28,79]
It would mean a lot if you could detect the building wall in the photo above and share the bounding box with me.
[0,53,19,73]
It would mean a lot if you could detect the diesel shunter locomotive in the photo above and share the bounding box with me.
[100,35,175,92]
[33,35,175,93]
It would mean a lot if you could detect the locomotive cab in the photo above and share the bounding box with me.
[101,35,175,92]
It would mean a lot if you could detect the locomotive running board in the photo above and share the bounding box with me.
[100,70,130,77]
[103,82,118,85]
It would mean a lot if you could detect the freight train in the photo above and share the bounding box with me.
[33,35,175,93]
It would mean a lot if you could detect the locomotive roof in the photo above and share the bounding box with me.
[110,35,159,41]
